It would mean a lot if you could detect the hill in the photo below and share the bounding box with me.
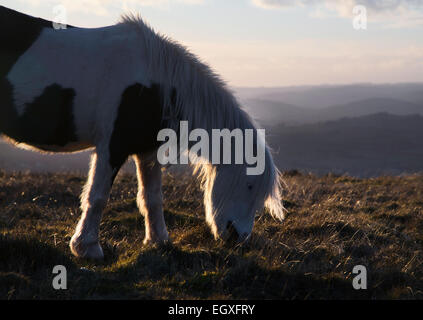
[0,170,422,299]
[267,113,423,177]
[2,113,423,177]
[236,83,423,109]
[324,98,423,120]
[242,99,313,126]
[0,140,136,173]
[243,97,423,126]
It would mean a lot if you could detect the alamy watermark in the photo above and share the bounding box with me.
[52,265,67,290]
[52,5,67,30]
[157,121,266,175]
[353,5,367,30]
[352,265,367,290]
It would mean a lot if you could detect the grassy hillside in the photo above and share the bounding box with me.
[0,170,422,299]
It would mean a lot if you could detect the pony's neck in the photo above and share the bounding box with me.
[121,16,255,136]
[166,75,255,138]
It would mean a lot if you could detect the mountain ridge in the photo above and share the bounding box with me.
[243,97,423,126]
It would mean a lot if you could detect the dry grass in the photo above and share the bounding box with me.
[0,169,422,299]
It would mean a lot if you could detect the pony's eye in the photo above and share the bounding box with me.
[247,183,253,190]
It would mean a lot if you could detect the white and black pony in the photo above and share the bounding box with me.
[0,6,284,259]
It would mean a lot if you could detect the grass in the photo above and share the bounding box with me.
[0,169,422,299]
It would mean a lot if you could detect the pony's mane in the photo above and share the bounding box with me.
[120,14,284,221]
[120,13,251,133]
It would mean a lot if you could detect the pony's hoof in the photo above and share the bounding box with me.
[70,239,104,260]
[143,237,169,246]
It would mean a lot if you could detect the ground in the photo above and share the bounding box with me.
[0,169,422,299]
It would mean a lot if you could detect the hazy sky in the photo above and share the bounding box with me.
[2,0,423,87]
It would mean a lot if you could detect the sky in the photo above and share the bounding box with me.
[1,0,423,87]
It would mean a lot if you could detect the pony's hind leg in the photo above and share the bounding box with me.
[134,153,169,245]
[70,152,123,259]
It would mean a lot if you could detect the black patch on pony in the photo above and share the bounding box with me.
[109,83,166,170]
[0,80,78,148]
[0,6,61,77]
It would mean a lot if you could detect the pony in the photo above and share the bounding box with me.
[0,6,284,259]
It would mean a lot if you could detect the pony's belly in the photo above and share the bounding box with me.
[1,135,93,154]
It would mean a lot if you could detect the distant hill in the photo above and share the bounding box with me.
[0,140,139,173]
[1,113,423,177]
[242,99,313,126]
[266,113,423,177]
[0,140,91,172]
[236,83,423,110]
[320,98,423,123]
[243,97,423,126]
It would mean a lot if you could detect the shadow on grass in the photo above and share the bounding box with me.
[1,234,420,299]
[107,243,371,299]
[0,234,76,299]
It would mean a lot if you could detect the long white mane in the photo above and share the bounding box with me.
[121,14,284,221]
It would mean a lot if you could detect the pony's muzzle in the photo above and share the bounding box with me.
[226,221,251,244]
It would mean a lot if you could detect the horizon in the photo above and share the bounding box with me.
[1,0,422,87]
[233,81,423,89]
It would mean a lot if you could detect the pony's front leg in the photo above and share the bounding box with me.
[134,153,169,245]
[70,152,121,259]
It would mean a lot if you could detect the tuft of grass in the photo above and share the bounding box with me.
[0,170,422,299]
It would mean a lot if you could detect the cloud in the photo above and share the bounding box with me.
[252,0,320,10]
[186,39,423,86]
[252,0,423,27]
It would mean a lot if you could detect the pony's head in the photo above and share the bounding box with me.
[197,146,284,242]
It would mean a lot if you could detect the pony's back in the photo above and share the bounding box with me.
[0,6,54,79]
[0,6,52,48]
